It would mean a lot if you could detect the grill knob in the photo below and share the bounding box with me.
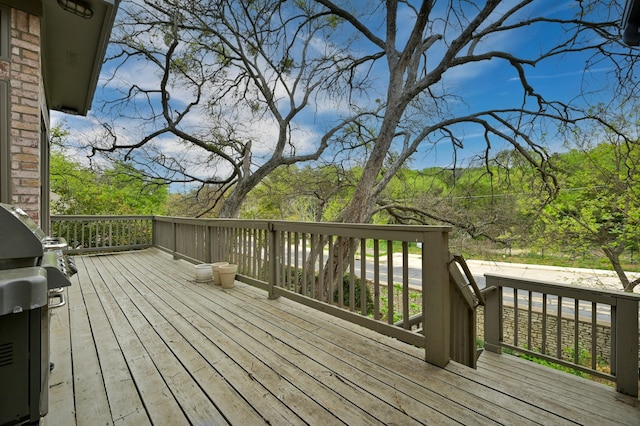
[65,256,78,276]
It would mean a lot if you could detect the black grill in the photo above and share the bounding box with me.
[0,203,76,425]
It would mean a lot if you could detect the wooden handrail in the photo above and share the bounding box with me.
[51,215,153,254]
[53,215,459,367]
[484,274,640,397]
[451,253,485,306]
[152,216,453,366]
[51,214,638,395]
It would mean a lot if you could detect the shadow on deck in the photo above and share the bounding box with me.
[46,248,639,425]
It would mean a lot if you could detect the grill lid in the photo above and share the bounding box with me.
[0,203,45,261]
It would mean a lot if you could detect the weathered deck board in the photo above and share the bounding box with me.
[46,248,640,425]
[95,254,294,425]
[134,250,513,424]
[90,255,211,424]
[77,257,150,425]
[112,251,414,424]
[66,261,112,425]
[47,280,75,425]
[474,351,639,424]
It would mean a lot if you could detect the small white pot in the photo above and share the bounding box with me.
[211,262,229,286]
[219,264,238,289]
[195,263,213,282]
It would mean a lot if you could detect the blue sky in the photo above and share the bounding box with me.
[52,0,631,181]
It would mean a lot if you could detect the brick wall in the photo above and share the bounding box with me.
[7,8,42,222]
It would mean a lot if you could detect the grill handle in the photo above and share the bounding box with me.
[43,236,68,251]
[48,292,66,309]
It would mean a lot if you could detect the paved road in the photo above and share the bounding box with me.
[464,259,639,293]
[289,250,638,293]
[288,251,636,321]
[365,254,637,292]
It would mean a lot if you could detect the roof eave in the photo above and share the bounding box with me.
[41,0,119,116]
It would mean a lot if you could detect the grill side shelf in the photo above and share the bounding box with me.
[0,267,48,316]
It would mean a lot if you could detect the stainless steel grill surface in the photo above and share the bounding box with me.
[0,203,75,426]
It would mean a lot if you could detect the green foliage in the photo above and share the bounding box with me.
[50,144,168,216]
[503,347,588,378]
[503,343,610,382]
[241,165,355,221]
[376,284,422,324]
[535,129,640,290]
[214,44,231,66]
[285,268,374,315]
[278,57,295,74]
[332,273,374,314]
[326,15,341,29]
[545,143,640,252]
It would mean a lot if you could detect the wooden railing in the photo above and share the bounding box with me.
[50,214,640,396]
[152,216,455,367]
[51,215,153,254]
[483,274,640,397]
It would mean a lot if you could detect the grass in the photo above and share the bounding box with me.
[501,344,613,387]
[362,240,423,257]
[367,282,422,323]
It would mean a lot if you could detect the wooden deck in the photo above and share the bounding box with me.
[45,248,640,425]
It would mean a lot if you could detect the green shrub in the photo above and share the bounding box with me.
[333,273,375,314]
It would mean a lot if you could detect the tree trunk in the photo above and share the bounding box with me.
[218,186,247,218]
[218,155,275,218]
[602,247,634,292]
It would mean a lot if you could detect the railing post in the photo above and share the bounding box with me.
[172,221,177,259]
[482,279,502,354]
[422,230,450,367]
[151,216,157,248]
[210,226,218,262]
[267,222,279,300]
[615,297,638,397]
[205,224,212,263]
